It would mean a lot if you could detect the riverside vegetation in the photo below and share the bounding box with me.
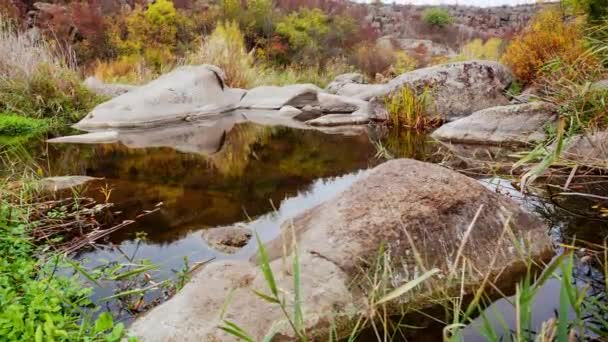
[2,0,608,341]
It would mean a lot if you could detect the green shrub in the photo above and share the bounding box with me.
[0,114,48,136]
[422,8,453,28]
[276,8,330,65]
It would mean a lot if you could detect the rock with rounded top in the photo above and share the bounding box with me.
[431,102,557,146]
[360,60,513,121]
[74,65,245,130]
[129,159,553,341]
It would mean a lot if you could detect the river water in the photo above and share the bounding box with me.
[10,120,608,340]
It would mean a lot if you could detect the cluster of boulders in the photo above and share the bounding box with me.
[58,61,562,341]
[78,60,514,130]
[75,59,565,149]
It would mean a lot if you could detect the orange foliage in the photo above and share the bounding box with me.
[501,9,594,85]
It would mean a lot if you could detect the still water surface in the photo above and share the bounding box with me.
[22,121,608,339]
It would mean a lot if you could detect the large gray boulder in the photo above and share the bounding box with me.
[129,159,553,341]
[431,102,557,146]
[74,65,245,130]
[358,60,512,121]
[238,84,321,109]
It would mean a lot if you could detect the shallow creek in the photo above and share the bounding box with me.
[20,121,608,339]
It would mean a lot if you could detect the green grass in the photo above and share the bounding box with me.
[0,66,102,123]
[0,114,48,137]
[384,87,441,130]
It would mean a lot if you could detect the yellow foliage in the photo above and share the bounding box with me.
[390,51,418,76]
[457,38,503,61]
[189,21,255,88]
[384,87,441,130]
[93,55,156,84]
[106,0,194,73]
[501,9,592,84]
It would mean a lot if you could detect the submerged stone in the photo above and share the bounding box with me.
[129,159,553,341]
[201,225,252,254]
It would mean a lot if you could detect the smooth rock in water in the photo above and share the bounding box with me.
[307,114,371,126]
[74,65,245,130]
[129,159,553,341]
[318,92,368,113]
[294,105,323,121]
[362,60,512,121]
[38,176,101,192]
[83,76,137,98]
[431,102,557,145]
[202,225,252,254]
[325,73,365,94]
[561,131,608,164]
[238,84,321,109]
[277,105,303,118]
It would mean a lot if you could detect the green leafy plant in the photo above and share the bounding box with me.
[422,8,453,28]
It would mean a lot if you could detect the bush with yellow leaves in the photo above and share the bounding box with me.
[501,9,593,85]
[188,21,255,88]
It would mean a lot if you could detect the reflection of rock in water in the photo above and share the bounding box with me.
[46,124,377,244]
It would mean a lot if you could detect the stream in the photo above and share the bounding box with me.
[9,121,608,340]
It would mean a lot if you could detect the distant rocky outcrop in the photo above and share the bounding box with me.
[359,2,555,48]
[129,158,553,341]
